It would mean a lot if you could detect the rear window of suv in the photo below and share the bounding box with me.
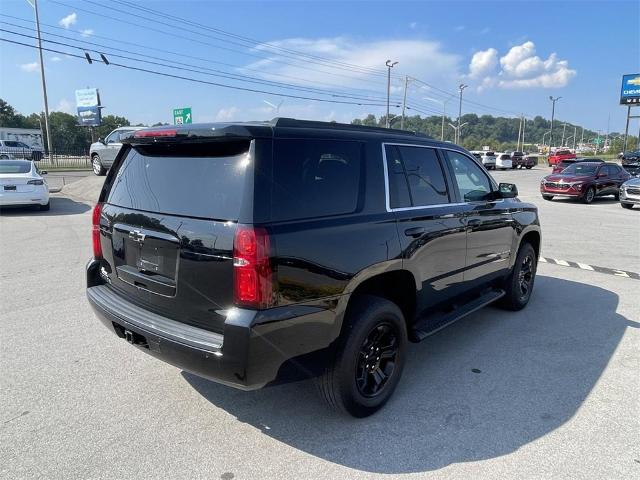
[271,139,362,221]
[106,141,251,220]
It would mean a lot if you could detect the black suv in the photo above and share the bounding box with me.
[87,118,541,417]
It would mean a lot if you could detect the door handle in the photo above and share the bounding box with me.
[466,219,481,227]
[404,227,425,238]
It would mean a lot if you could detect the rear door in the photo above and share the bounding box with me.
[384,143,467,314]
[443,149,515,287]
[99,139,254,334]
[102,130,126,166]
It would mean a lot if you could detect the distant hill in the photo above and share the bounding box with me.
[352,113,634,153]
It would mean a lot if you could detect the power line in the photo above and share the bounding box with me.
[49,0,395,83]
[0,14,394,98]
[0,36,399,108]
[1,26,400,104]
[110,0,392,77]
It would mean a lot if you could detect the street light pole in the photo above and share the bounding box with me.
[572,126,577,150]
[424,97,450,141]
[548,96,561,157]
[542,130,551,152]
[32,0,53,162]
[522,117,527,151]
[385,60,398,128]
[400,75,410,130]
[456,84,468,144]
[561,123,567,147]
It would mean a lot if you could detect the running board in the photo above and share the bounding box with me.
[410,289,505,342]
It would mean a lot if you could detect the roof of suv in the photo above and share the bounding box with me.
[123,117,458,148]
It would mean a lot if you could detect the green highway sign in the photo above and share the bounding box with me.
[173,107,192,125]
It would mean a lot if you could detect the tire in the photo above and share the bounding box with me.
[582,186,595,204]
[613,192,620,201]
[92,154,106,176]
[526,166,533,170]
[621,202,633,209]
[39,201,50,211]
[0,154,9,159]
[542,195,553,201]
[317,295,407,417]
[500,242,537,311]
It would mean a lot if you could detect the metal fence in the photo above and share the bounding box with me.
[0,148,92,170]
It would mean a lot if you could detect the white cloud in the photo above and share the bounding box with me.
[59,12,77,29]
[242,37,461,102]
[469,48,498,78]
[50,56,62,62]
[55,98,74,114]
[20,62,39,72]
[215,106,240,121]
[80,29,94,37]
[468,41,575,90]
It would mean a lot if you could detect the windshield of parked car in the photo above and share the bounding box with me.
[0,161,31,173]
[562,163,598,175]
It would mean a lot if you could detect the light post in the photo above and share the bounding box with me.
[548,96,561,156]
[542,130,551,154]
[449,122,468,144]
[385,60,398,128]
[456,84,468,143]
[561,122,567,146]
[424,96,451,141]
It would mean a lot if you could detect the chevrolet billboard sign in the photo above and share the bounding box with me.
[620,74,640,105]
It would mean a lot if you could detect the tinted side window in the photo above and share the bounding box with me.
[397,146,449,206]
[607,165,620,176]
[384,145,412,209]
[445,151,492,202]
[271,139,362,221]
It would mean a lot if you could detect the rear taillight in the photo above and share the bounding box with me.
[92,202,103,259]
[27,179,44,185]
[233,225,272,309]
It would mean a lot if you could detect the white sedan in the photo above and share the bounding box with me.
[495,153,513,170]
[0,159,50,210]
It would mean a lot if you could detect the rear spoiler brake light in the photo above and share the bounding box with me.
[134,129,178,138]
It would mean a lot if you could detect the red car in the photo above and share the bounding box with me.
[548,149,576,166]
[551,157,604,174]
[540,162,630,204]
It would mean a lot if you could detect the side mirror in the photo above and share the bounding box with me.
[498,182,518,198]
[40,170,48,175]
[98,137,105,144]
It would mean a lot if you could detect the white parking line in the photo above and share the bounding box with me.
[576,262,594,271]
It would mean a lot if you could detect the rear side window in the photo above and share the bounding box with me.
[107,141,250,220]
[271,139,362,221]
[384,144,449,209]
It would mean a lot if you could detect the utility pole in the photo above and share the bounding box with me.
[561,123,567,147]
[572,126,577,150]
[605,113,610,152]
[580,127,584,148]
[400,75,409,129]
[31,0,53,162]
[456,84,468,144]
[542,131,551,152]
[548,96,561,160]
[522,117,527,151]
[517,115,523,151]
[385,60,398,128]
[595,130,601,155]
[623,106,631,152]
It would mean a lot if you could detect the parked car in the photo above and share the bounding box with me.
[89,127,144,175]
[620,150,640,166]
[0,140,43,161]
[86,119,541,417]
[495,153,513,170]
[478,151,497,169]
[0,159,49,210]
[540,161,630,204]
[510,151,536,169]
[619,177,640,209]
[551,157,604,174]
[548,149,576,166]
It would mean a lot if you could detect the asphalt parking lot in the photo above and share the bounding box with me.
[1,166,638,479]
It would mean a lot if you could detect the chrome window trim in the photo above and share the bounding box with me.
[382,142,499,212]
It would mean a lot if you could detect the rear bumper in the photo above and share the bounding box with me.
[86,260,340,390]
[0,189,49,206]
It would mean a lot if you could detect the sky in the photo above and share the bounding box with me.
[0,0,639,134]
